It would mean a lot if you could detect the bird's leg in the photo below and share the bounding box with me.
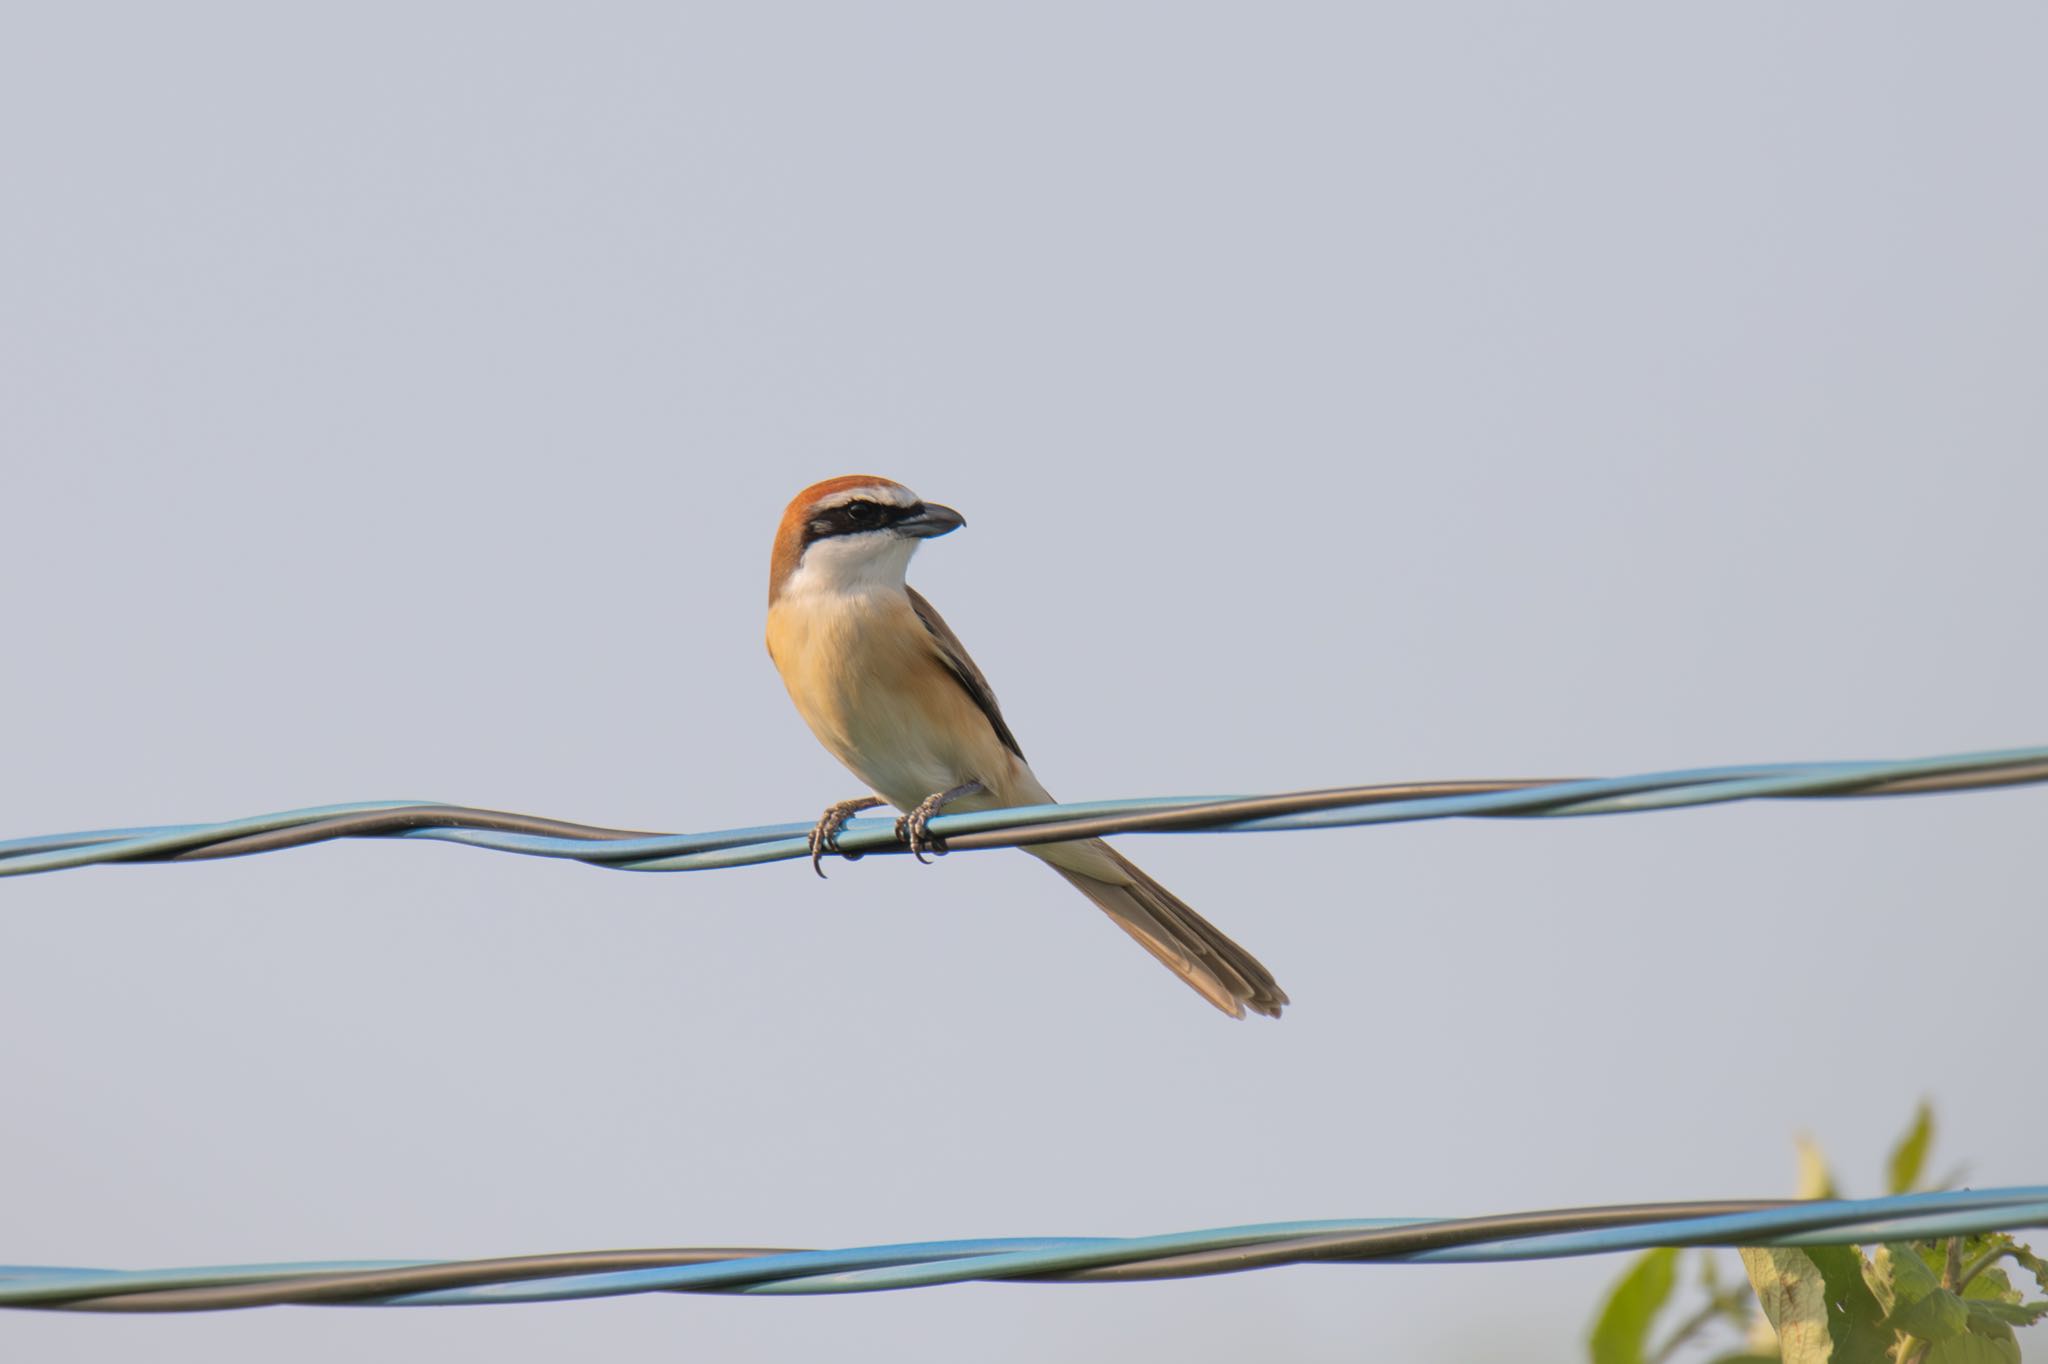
[896,781,984,864]
[808,796,887,879]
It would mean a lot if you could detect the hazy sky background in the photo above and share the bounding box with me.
[3,5,2045,1360]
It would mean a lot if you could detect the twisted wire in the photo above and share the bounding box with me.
[2,746,2044,880]
[3,1188,2043,1311]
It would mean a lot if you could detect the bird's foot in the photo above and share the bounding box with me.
[808,796,887,878]
[896,781,984,864]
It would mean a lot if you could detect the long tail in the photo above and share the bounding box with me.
[1035,840,1288,1020]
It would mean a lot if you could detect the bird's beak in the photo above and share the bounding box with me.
[898,502,966,539]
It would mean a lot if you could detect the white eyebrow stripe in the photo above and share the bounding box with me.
[811,485,918,512]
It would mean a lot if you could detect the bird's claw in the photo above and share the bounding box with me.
[808,797,885,878]
[896,801,947,863]
[895,781,982,864]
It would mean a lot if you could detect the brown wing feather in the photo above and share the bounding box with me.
[1045,844,1289,1020]
[906,586,1025,762]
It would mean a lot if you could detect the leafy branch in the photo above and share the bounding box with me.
[1587,1103,2047,1364]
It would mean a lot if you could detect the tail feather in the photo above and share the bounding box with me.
[1040,842,1288,1020]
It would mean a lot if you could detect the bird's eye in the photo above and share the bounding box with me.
[844,501,883,526]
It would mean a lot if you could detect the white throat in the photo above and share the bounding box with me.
[780,532,919,603]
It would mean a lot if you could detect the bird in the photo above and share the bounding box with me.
[764,474,1288,1019]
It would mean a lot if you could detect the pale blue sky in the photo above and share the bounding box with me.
[3,5,2045,1360]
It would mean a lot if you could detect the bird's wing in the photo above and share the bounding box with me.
[906,586,1025,761]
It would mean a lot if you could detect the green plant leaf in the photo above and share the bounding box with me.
[1884,1241,1945,1305]
[1924,1324,2020,1364]
[1742,1247,1831,1362]
[1891,1285,1970,1341]
[1808,1244,1895,1361]
[1878,1242,1970,1343]
[1888,1101,1935,1195]
[1741,1245,1888,1364]
[1966,1298,2048,1328]
[1590,1247,1680,1364]
[1962,1266,2017,1304]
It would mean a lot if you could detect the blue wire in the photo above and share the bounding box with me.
[482,745,2048,870]
[9,747,2036,879]
[0,801,430,875]
[6,1189,2043,1308]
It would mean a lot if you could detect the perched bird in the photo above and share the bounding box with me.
[764,474,1287,1019]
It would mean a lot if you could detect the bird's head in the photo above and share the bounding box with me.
[769,475,965,604]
